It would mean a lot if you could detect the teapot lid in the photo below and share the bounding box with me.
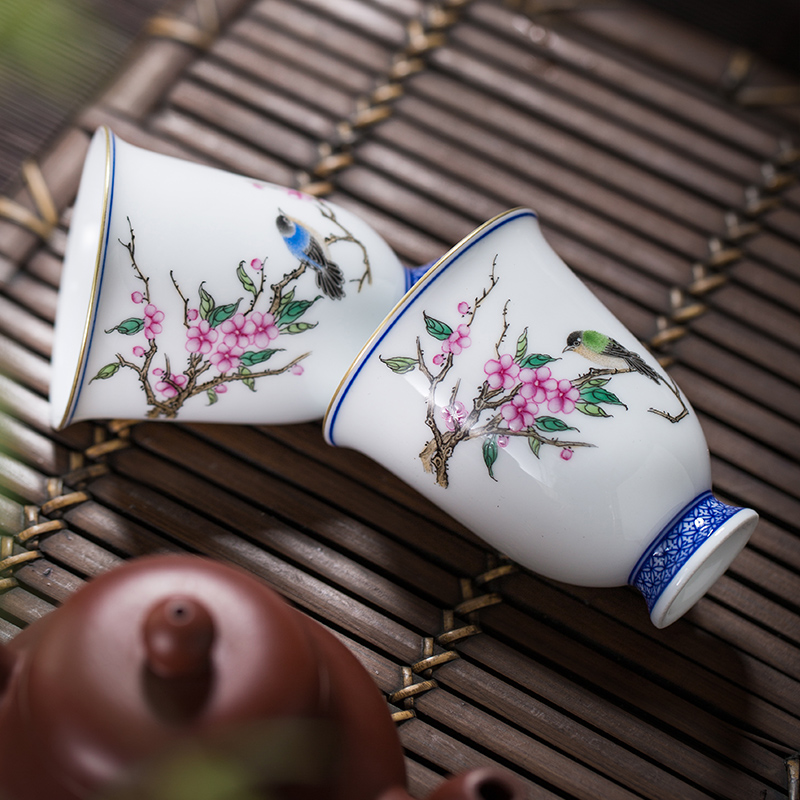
[14,555,325,790]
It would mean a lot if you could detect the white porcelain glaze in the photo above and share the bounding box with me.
[324,209,757,627]
[50,127,407,428]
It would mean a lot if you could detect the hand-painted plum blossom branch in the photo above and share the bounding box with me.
[91,203,368,419]
[380,258,687,488]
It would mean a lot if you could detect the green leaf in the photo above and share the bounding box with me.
[535,416,579,433]
[104,317,144,335]
[518,353,558,369]
[282,321,318,335]
[90,362,120,382]
[239,366,256,391]
[237,260,258,296]
[514,327,528,363]
[380,356,418,374]
[240,348,283,366]
[277,296,321,327]
[208,299,241,328]
[580,385,627,408]
[276,287,295,317]
[585,377,610,387]
[482,436,499,480]
[423,312,453,341]
[198,282,215,321]
[206,388,218,405]
[528,436,542,459]
[575,400,611,418]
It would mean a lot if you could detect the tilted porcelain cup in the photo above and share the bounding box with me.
[50,127,412,429]
[324,208,759,628]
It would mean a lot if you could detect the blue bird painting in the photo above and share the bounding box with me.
[276,212,345,300]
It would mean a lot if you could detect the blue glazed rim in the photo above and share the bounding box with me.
[323,207,536,446]
[56,126,117,430]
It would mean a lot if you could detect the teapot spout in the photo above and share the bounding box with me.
[378,767,526,800]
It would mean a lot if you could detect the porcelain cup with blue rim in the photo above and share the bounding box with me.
[323,208,758,628]
[50,126,417,429]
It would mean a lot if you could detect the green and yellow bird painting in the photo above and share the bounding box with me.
[563,330,661,383]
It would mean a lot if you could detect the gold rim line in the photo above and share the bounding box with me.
[321,207,533,441]
[56,126,113,431]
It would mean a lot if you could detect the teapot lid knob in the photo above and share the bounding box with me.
[143,595,215,679]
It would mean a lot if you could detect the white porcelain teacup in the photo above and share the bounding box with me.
[50,127,410,429]
[324,208,758,627]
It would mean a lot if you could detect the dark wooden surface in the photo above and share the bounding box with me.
[0,0,167,193]
[0,1,798,798]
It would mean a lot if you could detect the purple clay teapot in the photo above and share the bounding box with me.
[0,555,524,800]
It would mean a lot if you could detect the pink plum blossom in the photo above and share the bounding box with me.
[484,354,520,391]
[249,311,279,348]
[131,291,144,304]
[547,379,580,414]
[497,435,509,448]
[210,342,242,374]
[457,301,471,315]
[187,308,199,321]
[441,401,467,431]
[442,324,471,356]
[519,366,557,404]
[250,258,264,271]
[155,373,187,399]
[560,448,574,461]
[291,363,304,375]
[132,346,145,358]
[143,304,164,339]
[220,313,255,350]
[185,319,218,355]
[214,384,228,394]
[501,394,538,431]
[432,353,445,366]
[152,367,164,376]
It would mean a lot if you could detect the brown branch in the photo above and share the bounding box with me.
[572,366,689,423]
[119,217,150,303]
[188,352,311,399]
[170,270,191,328]
[648,374,689,423]
[268,263,307,316]
[246,261,267,314]
[317,200,372,291]
[468,421,594,451]
[495,299,511,358]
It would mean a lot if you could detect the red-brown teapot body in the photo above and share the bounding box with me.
[0,555,523,800]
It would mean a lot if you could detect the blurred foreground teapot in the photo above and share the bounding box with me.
[0,555,524,800]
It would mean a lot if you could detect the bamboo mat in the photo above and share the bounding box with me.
[1,0,799,797]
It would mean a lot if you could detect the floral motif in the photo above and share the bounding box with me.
[484,354,519,391]
[143,304,164,339]
[92,202,370,418]
[380,259,689,488]
[185,320,217,355]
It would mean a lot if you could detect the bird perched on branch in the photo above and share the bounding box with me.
[563,330,661,383]
[276,212,345,300]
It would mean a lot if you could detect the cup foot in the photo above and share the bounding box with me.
[630,492,758,628]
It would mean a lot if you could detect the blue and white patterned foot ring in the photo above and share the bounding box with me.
[630,492,758,628]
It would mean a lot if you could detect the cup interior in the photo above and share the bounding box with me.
[50,127,114,430]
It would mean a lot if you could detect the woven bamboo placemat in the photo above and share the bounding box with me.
[0,0,798,797]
